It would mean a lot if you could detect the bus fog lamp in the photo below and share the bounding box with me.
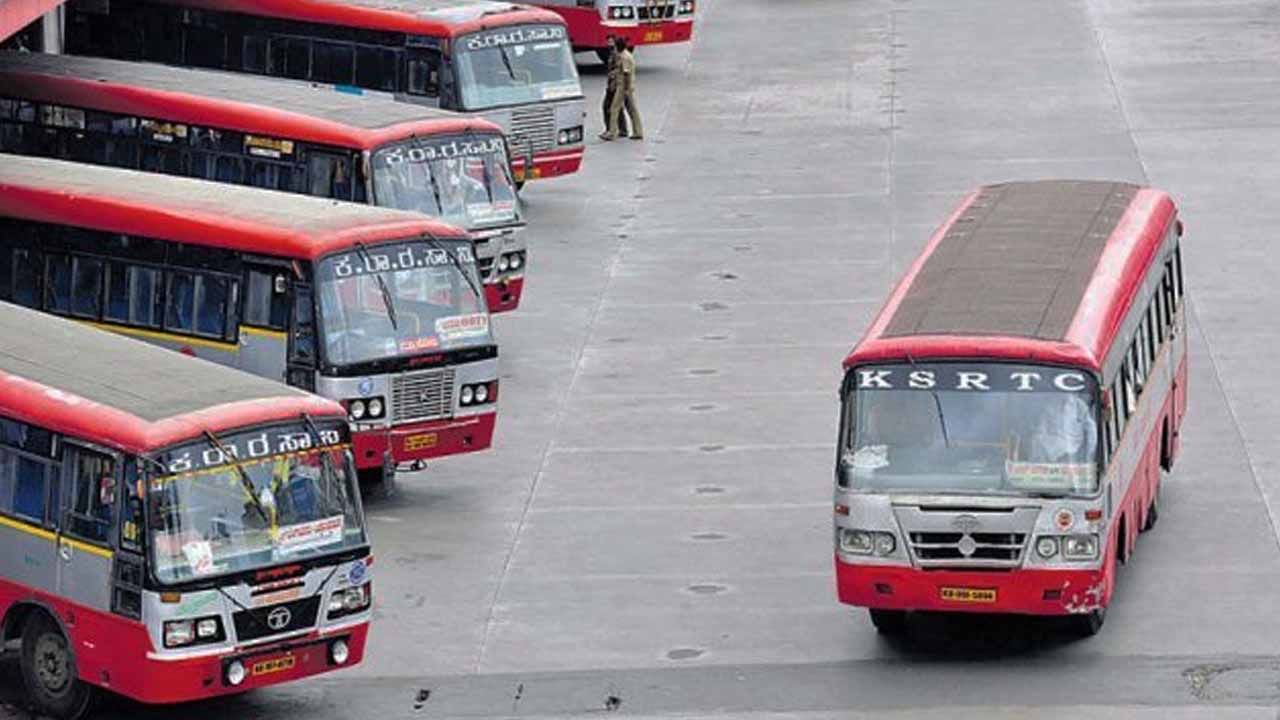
[226,660,246,686]
[1036,536,1059,559]
[1063,534,1098,560]
[330,639,350,665]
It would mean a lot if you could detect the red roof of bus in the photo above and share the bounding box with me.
[166,0,563,38]
[844,181,1178,374]
[0,154,469,261]
[0,302,345,454]
[0,52,501,150]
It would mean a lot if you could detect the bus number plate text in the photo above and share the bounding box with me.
[251,655,296,676]
[644,30,665,42]
[404,433,438,452]
[939,587,996,604]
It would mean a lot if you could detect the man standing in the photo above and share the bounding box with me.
[600,38,643,141]
[600,35,628,139]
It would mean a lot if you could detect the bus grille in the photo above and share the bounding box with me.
[391,368,455,422]
[232,596,320,643]
[908,532,1027,566]
[509,106,557,156]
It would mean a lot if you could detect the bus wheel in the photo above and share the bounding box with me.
[1069,607,1106,638]
[20,613,93,720]
[1142,485,1160,532]
[868,609,907,636]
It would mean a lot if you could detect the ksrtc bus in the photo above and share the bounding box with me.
[0,300,370,717]
[0,50,529,313]
[835,180,1187,636]
[66,0,586,185]
[531,0,694,58]
[0,154,499,486]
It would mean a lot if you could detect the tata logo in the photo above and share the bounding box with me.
[951,514,981,533]
[266,606,293,631]
[358,378,375,397]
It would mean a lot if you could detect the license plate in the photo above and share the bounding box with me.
[251,655,296,676]
[403,433,438,452]
[644,30,665,42]
[939,587,997,604]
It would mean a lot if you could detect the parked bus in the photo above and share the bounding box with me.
[66,0,586,186]
[0,154,499,487]
[0,300,371,718]
[834,180,1187,637]
[530,0,694,59]
[0,51,529,313]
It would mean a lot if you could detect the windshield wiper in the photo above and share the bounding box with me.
[411,136,447,215]
[497,44,519,82]
[300,412,341,507]
[354,241,399,331]
[424,233,486,306]
[905,354,952,449]
[203,430,271,527]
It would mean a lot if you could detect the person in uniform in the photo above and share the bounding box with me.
[600,38,643,141]
[600,36,629,139]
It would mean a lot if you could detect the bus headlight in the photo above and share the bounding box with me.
[474,384,489,404]
[328,584,372,619]
[1063,534,1099,560]
[163,619,195,648]
[349,400,366,420]
[839,529,896,556]
[508,252,524,270]
[196,618,220,639]
[459,383,496,407]
[497,255,511,272]
[558,126,583,144]
[367,398,384,419]
[679,0,695,13]
[460,385,475,405]
[1036,536,1059,559]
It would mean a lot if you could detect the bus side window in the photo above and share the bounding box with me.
[141,143,184,175]
[11,245,41,309]
[243,34,269,73]
[244,268,290,330]
[1152,296,1165,346]
[184,24,228,69]
[290,284,316,366]
[216,155,246,184]
[165,270,197,333]
[105,262,162,328]
[70,256,104,319]
[0,418,56,526]
[45,253,73,314]
[356,45,398,91]
[270,37,312,80]
[1110,380,1124,442]
[406,50,441,97]
[312,41,355,85]
[1174,245,1185,300]
[307,153,355,200]
[64,447,115,545]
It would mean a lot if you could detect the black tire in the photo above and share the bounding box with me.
[514,180,526,193]
[20,613,94,720]
[357,466,395,498]
[868,609,908,636]
[1142,487,1159,532]
[1069,607,1106,637]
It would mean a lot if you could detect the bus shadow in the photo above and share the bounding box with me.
[875,612,1083,659]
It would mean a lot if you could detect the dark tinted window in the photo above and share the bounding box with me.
[185,25,227,68]
[12,247,40,307]
[244,268,289,329]
[243,35,268,72]
[270,37,310,80]
[216,154,245,183]
[196,274,230,338]
[356,46,397,91]
[71,256,104,318]
[141,144,183,175]
[313,41,354,85]
[105,262,161,327]
[165,270,196,332]
[45,253,73,313]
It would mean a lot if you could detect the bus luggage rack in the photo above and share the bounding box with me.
[233,596,321,643]
[907,532,1027,566]
[391,368,456,422]
[510,106,557,156]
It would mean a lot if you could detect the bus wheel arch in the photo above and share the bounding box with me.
[17,608,95,720]
[1116,515,1129,566]
[1160,417,1174,471]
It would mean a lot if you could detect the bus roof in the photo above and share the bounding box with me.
[0,154,469,260]
[0,51,502,150]
[167,0,564,38]
[845,180,1178,375]
[0,301,344,454]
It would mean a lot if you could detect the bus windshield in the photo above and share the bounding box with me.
[148,422,365,585]
[841,363,1100,496]
[316,239,489,367]
[371,136,519,230]
[454,26,581,110]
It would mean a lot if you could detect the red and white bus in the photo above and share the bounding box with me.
[0,300,371,718]
[0,51,529,313]
[531,0,694,58]
[0,154,498,488]
[66,0,586,186]
[834,180,1187,636]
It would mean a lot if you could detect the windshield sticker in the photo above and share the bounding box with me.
[541,83,580,100]
[851,445,890,471]
[181,540,216,577]
[325,244,475,280]
[245,134,295,159]
[436,313,489,343]
[399,336,442,353]
[277,515,345,554]
[856,367,1089,393]
[1006,461,1097,489]
[464,25,565,51]
[377,137,506,167]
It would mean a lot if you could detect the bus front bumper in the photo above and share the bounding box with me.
[512,148,584,183]
[835,558,1107,616]
[485,275,524,313]
[134,624,368,704]
[602,20,695,47]
[351,413,496,468]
